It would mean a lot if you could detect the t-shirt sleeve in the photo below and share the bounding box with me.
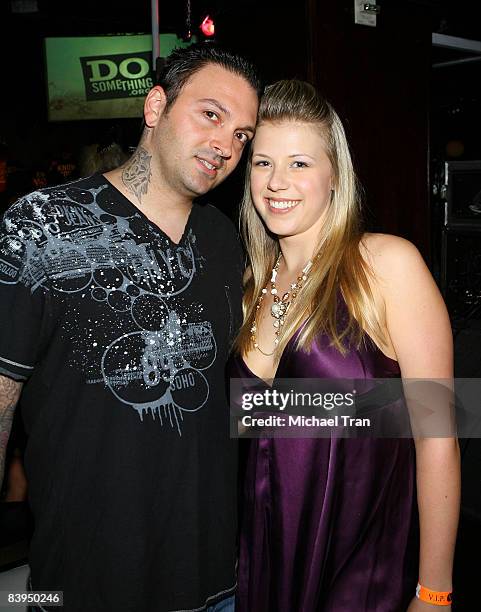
[0,201,49,381]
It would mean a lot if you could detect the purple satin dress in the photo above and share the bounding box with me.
[230,324,418,612]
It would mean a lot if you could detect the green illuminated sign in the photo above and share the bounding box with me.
[45,34,193,121]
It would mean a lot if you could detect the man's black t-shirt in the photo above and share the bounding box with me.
[0,174,243,611]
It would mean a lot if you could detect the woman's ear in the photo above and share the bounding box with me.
[143,86,168,128]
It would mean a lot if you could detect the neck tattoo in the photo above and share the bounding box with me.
[250,254,314,356]
[121,146,152,205]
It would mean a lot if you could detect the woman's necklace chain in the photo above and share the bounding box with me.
[251,254,314,356]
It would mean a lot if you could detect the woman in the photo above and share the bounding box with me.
[230,80,460,611]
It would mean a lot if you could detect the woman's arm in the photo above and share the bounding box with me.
[367,234,460,610]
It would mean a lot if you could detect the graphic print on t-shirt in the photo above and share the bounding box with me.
[0,180,218,434]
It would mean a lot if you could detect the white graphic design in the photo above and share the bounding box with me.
[0,180,216,434]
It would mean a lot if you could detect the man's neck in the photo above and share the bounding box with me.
[107,146,191,209]
[104,147,194,244]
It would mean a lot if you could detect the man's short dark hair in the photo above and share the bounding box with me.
[156,43,263,110]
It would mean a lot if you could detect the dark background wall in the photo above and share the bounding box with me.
[307,0,432,255]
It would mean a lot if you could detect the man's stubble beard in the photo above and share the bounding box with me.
[157,154,214,200]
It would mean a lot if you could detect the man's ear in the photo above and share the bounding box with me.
[144,86,167,128]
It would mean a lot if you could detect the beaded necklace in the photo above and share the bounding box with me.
[250,254,314,356]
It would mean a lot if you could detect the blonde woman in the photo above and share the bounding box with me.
[230,80,460,611]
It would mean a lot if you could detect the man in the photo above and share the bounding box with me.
[0,44,260,611]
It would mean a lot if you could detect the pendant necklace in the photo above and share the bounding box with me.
[251,254,314,356]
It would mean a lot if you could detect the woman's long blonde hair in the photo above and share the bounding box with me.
[235,80,384,359]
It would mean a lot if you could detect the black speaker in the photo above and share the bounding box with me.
[440,228,481,319]
[442,160,481,229]
[438,161,481,320]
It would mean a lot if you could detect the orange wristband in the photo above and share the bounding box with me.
[416,582,452,606]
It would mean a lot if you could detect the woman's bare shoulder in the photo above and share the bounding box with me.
[360,232,424,279]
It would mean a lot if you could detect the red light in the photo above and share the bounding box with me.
[200,15,215,37]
